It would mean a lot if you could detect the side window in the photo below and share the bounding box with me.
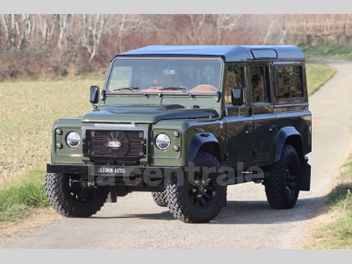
[250,65,270,103]
[275,65,304,99]
[225,64,245,105]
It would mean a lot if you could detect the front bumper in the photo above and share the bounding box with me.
[47,163,184,189]
[47,163,182,177]
[47,163,88,175]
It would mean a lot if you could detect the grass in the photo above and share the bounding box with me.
[306,62,336,95]
[309,153,352,248]
[0,169,48,222]
[0,77,104,223]
[0,63,334,222]
[300,44,352,61]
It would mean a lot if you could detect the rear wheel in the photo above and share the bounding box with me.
[151,191,168,207]
[165,152,227,223]
[265,144,300,209]
[45,173,108,217]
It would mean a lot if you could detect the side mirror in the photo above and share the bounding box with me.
[90,85,100,105]
[231,87,244,106]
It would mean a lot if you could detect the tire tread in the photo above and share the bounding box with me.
[151,191,168,207]
[265,145,300,209]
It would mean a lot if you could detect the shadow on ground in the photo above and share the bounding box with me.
[88,182,352,225]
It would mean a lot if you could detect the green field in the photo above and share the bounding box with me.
[306,63,336,95]
[308,153,352,248]
[0,63,336,222]
[301,44,352,61]
[0,77,104,183]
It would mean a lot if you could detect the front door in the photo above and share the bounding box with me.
[223,63,253,168]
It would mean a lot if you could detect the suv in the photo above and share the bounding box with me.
[45,45,311,223]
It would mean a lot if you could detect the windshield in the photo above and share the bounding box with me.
[106,58,222,95]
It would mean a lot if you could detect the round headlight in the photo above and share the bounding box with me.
[66,132,81,148]
[155,133,171,150]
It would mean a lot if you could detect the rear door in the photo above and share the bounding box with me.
[248,63,276,164]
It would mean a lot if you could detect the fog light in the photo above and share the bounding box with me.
[173,145,180,152]
[56,142,63,149]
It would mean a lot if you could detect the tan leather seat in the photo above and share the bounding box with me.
[189,84,218,94]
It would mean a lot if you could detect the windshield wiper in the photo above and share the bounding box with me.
[112,87,144,94]
[157,87,188,93]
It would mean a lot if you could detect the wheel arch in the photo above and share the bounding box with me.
[274,126,303,162]
[188,133,221,162]
[274,126,311,191]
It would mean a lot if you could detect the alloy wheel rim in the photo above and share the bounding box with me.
[284,161,298,197]
[188,172,217,208]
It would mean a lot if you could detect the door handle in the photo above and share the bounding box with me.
[245,124,254,134]
[269,125,277,132]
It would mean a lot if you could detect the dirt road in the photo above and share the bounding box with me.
[1,60,352,249]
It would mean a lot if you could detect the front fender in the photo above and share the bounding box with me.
[188,133,220,162]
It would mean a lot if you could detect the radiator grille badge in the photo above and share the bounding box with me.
[107,140,122,149]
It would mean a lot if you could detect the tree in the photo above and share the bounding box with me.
[80,14,111,64]
[58,14,69,50]
[37,14,56,46]
[214,15,243,44]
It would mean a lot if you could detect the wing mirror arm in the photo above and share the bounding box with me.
[216,91,222,102]
[101,90,107,102]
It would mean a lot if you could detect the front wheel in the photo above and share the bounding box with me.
[265,144,300,209]
[165,152,227,223]
[45,173,108,217]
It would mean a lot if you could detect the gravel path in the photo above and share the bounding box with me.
[1,60,352,249]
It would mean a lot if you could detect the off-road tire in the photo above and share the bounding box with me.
[45,173,108,217]
[265,144,300,209]
[165,152,227,223]
[152,191,168,207]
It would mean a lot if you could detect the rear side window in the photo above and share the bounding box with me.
[274,65,304,99]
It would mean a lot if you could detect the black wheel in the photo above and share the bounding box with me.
[45,173,108,217]
[152,191,168,207]
[265,144,300,209]
[165,152,227,223]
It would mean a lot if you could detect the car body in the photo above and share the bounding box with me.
[46,45,311,223]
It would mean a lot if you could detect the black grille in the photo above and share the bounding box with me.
[84,130,145,161]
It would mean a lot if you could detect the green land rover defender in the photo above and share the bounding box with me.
[46,45,312,223]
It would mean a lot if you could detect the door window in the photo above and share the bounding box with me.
[224,64,245,105]
[250,66,270,103]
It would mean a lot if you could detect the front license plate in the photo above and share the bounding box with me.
[90,165,135,177]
